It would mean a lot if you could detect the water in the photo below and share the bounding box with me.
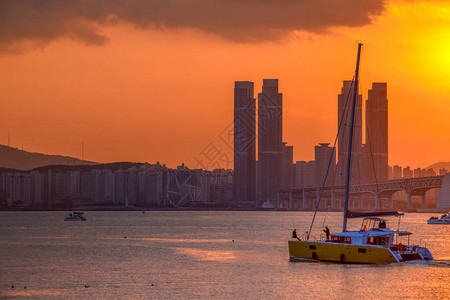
[0,211,449,299]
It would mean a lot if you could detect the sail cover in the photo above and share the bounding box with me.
[345,211,403,218]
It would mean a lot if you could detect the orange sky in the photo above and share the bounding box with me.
[1,0,450,169]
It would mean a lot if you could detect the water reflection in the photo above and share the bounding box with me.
[4,289,61,297]
[176,248,237,261]
[0,211,448,299]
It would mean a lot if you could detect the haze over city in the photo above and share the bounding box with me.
[1,3,450,299]
[1,0,450,169]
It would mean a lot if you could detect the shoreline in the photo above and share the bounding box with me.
[0,206,447,213]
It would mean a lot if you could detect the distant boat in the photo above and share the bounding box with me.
[427,212,450,224]
[261,201,275,210]
[64,211,86,221]
[288,43,434,263]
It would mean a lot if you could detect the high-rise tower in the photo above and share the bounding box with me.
[281,142,294,189]
[233,81,256,204]
[337,80,363,185]
[315,143,336,187]
[364,82,388,182]
[257,79,282,202]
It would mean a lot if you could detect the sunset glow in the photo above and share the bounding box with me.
[1,0,450,169]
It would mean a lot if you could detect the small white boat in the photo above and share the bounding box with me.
[261,201,275,209]
[64,211,86,221]
[427,212,450,224]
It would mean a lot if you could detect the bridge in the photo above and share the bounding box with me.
[278,175,450,211]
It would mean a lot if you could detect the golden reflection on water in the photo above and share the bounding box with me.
[138,237,232,243]
[110,237,280,245]
[5,289,60,297]
[176,248,237,261]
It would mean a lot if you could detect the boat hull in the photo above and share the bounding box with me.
[288,240,399,264]
[64,217,85,221]
[427,220,450,224]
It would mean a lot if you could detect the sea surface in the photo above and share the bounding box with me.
[0,211,449,299]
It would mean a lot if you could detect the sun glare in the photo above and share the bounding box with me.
[383,1,450,92]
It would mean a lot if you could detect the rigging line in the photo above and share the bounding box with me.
[307,76,355,240]
[362,49,372,87]
[365,108,382,208]
[359,76,382,208]
[334,82,354,183]
[327,78,357,226]
[355,80,364,185]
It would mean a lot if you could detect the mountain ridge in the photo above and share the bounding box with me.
[0,144,98,171]
[426,162,450,173]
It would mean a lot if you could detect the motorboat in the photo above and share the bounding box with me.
[64,211,86,221]
[261,201,275,210]
[427,212,450,224]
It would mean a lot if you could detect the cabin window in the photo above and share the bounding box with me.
[380,236,389,246]
[309,245,316,250]
[367,236,389,246]
[358,248,367,253]
[331,236,348,243]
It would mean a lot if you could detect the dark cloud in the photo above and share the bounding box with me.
[0,0,386,53]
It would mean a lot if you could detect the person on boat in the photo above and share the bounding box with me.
[379,221,386,228]
[292,229,301,241]
[323,226,330,240]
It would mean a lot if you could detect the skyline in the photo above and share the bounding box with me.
[1,1,450,169]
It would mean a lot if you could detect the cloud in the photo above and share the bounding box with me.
[0,0,386,53]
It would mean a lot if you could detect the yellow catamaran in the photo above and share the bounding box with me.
[288,43,434,264]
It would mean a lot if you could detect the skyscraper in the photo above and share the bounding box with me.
[337,80,363,185]
[315,143,336,187]
[364,82,388,182]
[281,142,294,189]
[233,81,256,204]
[257,79,282,202]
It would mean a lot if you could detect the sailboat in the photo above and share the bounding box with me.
[288,43,434,263]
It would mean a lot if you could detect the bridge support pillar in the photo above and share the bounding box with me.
[330,188,335,209]
[375,194,380,210]
[302,189,306,211]
[421,193,426,209]
[288,190,293,210]
[389,195,393,210]
[316,188,320,210]
[331,188,334,210]
[277,191,280,209]
[407,192,412,211]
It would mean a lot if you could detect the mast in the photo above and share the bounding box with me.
[343,43,362,232]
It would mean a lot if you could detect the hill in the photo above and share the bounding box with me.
[426,162,450,173]
[0,144,98,171]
